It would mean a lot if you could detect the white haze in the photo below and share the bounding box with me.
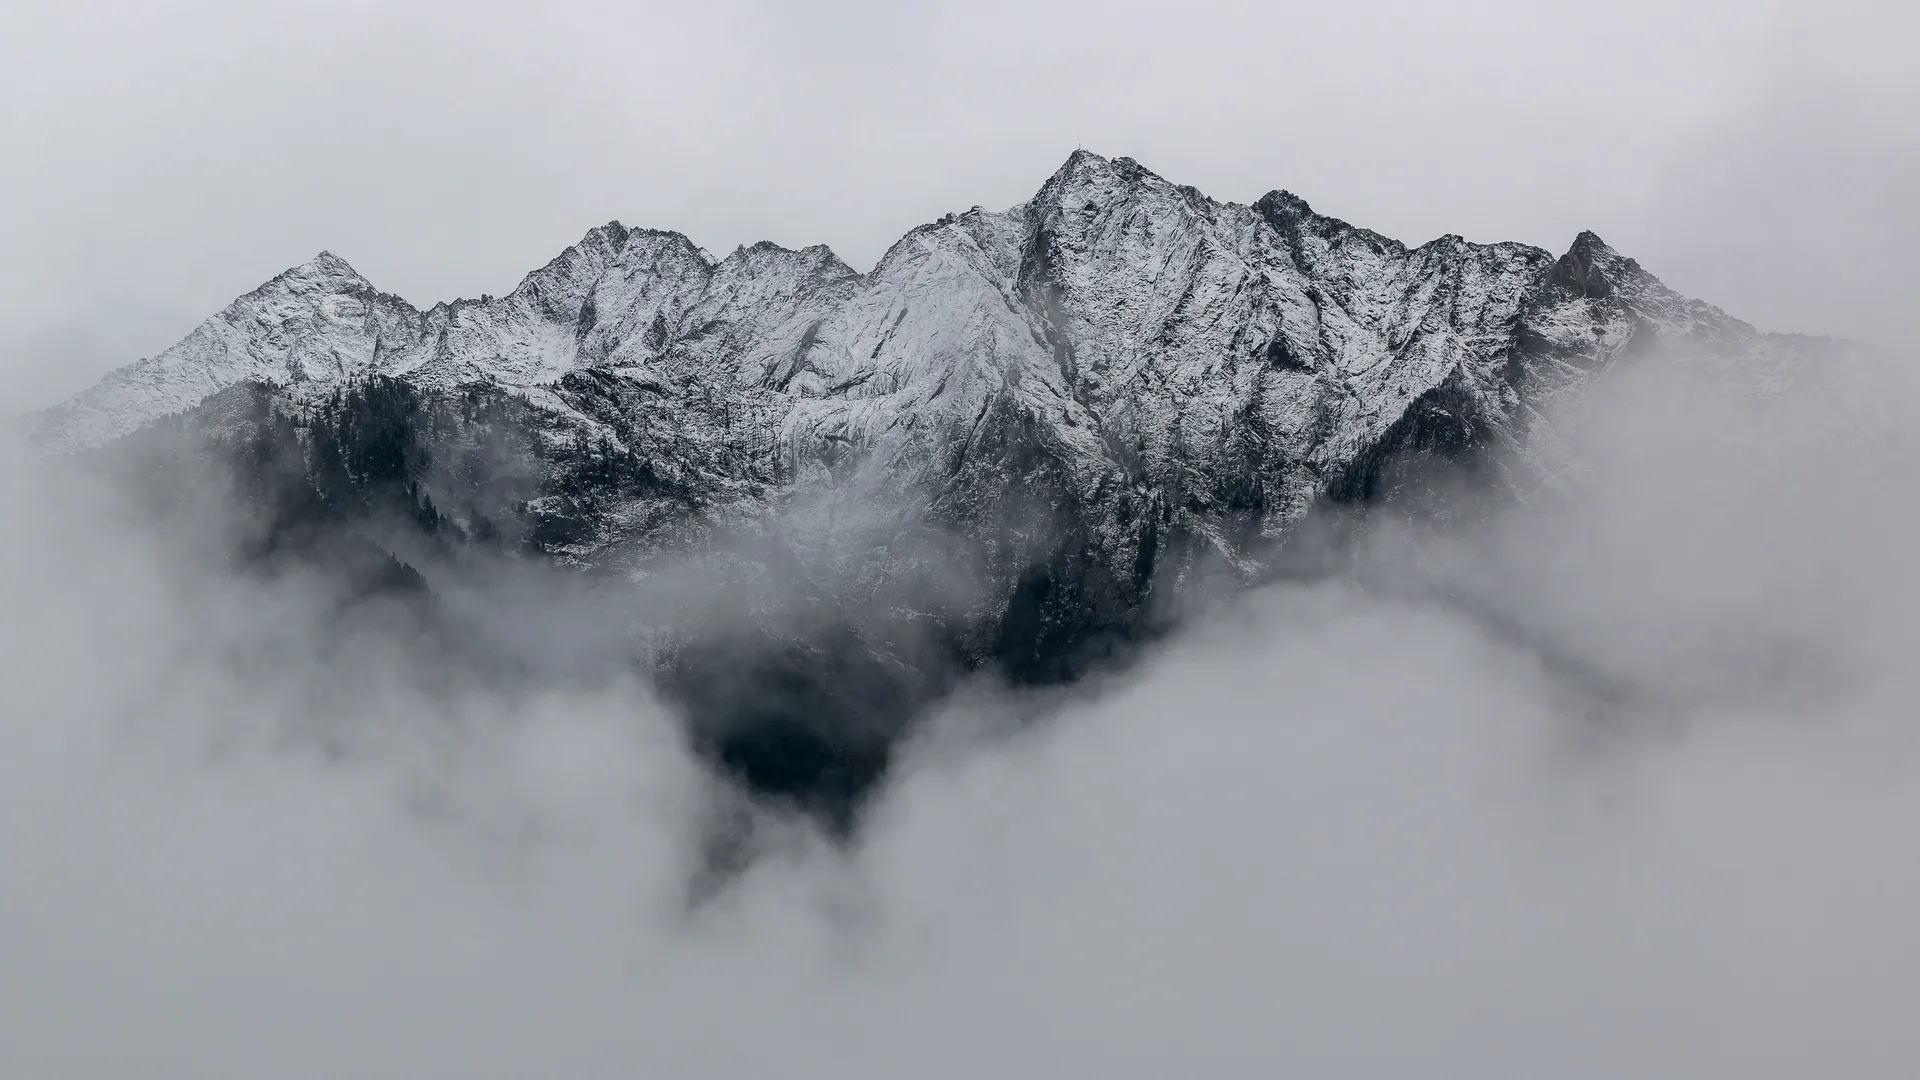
[3,330,1919,1077]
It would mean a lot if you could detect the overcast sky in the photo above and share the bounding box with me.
[2,0,1914,412]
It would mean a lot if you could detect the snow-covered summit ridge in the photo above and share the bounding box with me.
[26,220,842,451]
[34,150,1814,463]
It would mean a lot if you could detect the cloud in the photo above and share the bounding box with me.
[4,325,1919,1077]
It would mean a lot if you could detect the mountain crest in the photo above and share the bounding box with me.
[1547,230,1620,298]
[246,250,372,298]
[34,151,1812,473]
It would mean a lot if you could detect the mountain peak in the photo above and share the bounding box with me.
[1547,230,1625,299]
[1047,149,1173,185]
[1040,149,1173,191]
[225,250,376,310]
[1031,150,1191,226]
[1253,189,1315,224]
[1039,148,1114,192]
[1569,230,1614,257]
[1059,147,1108,171]
[289,250,364,281]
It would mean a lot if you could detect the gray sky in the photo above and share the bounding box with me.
[2,0,1914,413]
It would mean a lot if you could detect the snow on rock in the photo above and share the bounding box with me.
[34,151,1832,568]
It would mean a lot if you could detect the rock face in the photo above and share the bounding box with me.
[32,151,1833,819]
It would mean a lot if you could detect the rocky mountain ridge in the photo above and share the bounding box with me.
[30,150,1834,820]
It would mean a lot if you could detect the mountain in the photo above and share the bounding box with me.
[30,151,1834,823]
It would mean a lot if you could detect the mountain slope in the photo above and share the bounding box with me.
[31,151,1836,819]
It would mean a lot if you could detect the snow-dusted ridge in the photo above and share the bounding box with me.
[27,150,1844,812]
[35,150,1814,459]
[33,149,1830,590]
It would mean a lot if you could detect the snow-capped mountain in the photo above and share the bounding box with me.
[39,150,1813,454]
[31,151,1834,813]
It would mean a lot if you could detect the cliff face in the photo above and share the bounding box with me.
[33,151,1833,818]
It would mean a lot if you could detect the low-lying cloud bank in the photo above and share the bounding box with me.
[3,341,1918,1078]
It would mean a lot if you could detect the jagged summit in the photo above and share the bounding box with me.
[1570,228,1610,251]
[1253,189,1315,217]
[245,249,376,299]
[37,149,1808,464]
[296,250,361,276]
[1548,231,1619,298]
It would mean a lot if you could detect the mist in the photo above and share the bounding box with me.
[3,282,1918,1080]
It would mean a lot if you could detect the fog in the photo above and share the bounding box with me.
[4,317,1919,1076]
